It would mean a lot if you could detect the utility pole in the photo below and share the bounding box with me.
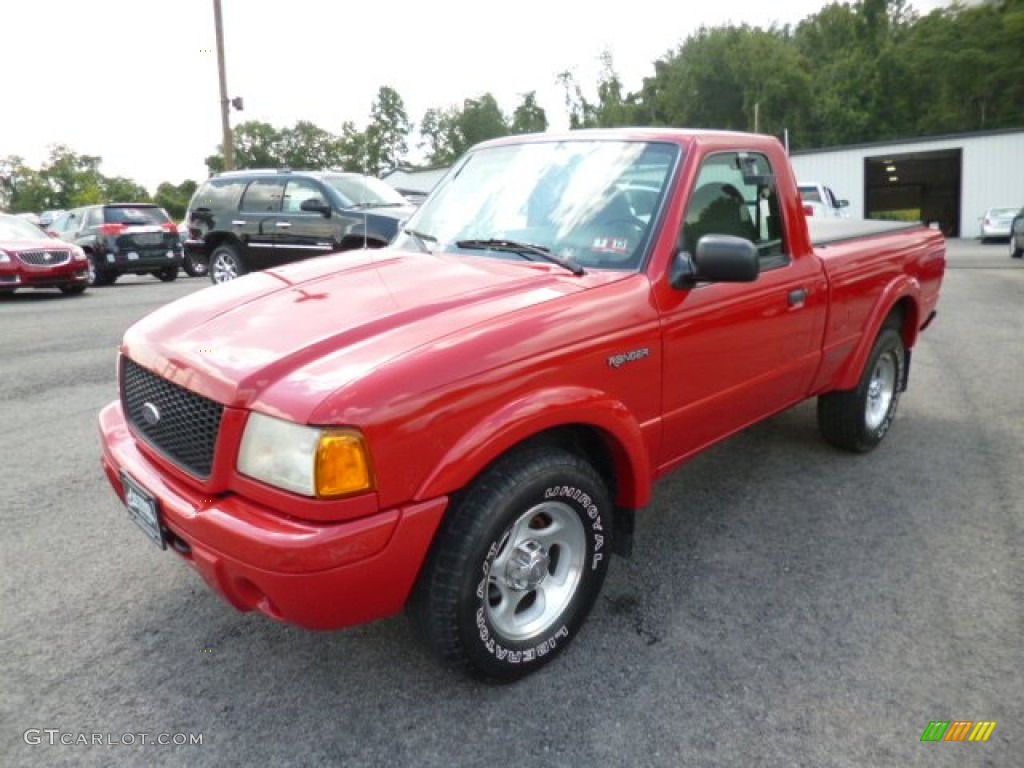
[213,0,233,170]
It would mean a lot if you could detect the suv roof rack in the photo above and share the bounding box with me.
[215,167,293,177]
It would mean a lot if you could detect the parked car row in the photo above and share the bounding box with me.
[3,170,419,292]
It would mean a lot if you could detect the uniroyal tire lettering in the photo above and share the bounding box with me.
[544,486,603,531]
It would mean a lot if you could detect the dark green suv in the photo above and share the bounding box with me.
[184,169,414,284]
[49,204,183,286]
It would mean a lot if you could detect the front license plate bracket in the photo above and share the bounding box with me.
[121,471,166,549]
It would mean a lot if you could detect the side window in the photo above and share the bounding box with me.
[682,151,788,267]
[192,177,247,211]
[50,211,72,233]
[62,210,81,233]
[240,178,285,212]
[84,208,102,228]
[282,178,324,213]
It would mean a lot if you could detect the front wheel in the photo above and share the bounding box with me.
[59,285,87,295]
[1011,238,1022,259]
[409,444,613,682]
[818,325,905,452]
[209,245,245,284]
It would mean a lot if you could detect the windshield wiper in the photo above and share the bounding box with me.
[454,238,584,276]
[402,228,437,253]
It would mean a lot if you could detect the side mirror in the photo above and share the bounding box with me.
[670,235,760,289]
[300,198,331,216]
[837,199,850,209]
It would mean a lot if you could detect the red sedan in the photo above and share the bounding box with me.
[0,214,90,295]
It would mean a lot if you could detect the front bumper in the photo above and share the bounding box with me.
[98,400,448,630]
[0,262,88,287]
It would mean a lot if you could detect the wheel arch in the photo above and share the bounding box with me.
[835,280,920,391]
[204,232,244,256]
[415,392,653,512]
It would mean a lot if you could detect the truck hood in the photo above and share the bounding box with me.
[123,248,627,421]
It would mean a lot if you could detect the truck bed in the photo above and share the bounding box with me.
[808,217,924,247]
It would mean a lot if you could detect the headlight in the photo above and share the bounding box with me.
[237,412,374,498]
[0,249,9,263]
[71,245,87,262]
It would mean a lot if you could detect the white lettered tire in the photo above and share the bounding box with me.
[409,444,612,682]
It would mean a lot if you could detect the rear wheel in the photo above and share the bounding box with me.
[818,323,905,452]
[88,256,115,286]
[409,444,612,682]
[182,251,209,277]
[154,266,178,282]
[209,244,245,284]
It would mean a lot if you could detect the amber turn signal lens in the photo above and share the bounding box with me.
[315,430,374,498]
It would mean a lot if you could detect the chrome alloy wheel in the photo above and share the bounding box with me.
[485,501,586,642]
[865,351,897,431]
[210,252,238,283]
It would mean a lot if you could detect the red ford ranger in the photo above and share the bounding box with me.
[98,129,945,681]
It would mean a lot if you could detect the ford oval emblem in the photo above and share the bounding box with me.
[141,402,161,427]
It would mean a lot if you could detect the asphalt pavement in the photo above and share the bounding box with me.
[1,239,1021,767]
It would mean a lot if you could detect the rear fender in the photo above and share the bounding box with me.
[415,386,653,510]
[835,277,921,391]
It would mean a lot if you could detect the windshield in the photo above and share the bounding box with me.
[394,139,680,271]
[0,215,48,241]
[324,175,408,208]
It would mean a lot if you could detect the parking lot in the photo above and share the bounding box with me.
[2,239,1021,767]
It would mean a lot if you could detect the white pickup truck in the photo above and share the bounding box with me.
[799,181,850,218]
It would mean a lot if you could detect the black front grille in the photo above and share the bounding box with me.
[121,357,223,478]
[17,249,71,266]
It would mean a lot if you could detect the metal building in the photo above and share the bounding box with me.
[788,128,1024,238]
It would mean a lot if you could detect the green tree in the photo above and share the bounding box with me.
[458,93,509,149]
[104,177,151,204]
[365,86,411,175]
[43,145,107,208]
[279,120,344,169]
[419,106,463,165]
[511,91,549,134]
[205,120,283,173]
[556,70,597,129]
[336,121,370,172]
[153,179,198,220]
[0,156,49,213]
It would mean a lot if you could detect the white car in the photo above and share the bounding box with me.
[798,182,850,218]
[979,207,1017,242]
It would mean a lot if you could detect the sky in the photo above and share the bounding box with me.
[3,0,948,194]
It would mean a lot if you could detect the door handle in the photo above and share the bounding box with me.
[788,288,808,307]
[231,220,245,227]
[275,222,292,228]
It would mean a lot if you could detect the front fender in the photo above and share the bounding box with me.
[415,386,654,509]
[835,276,921,391]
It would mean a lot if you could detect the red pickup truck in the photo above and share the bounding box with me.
[99,128,945,681]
